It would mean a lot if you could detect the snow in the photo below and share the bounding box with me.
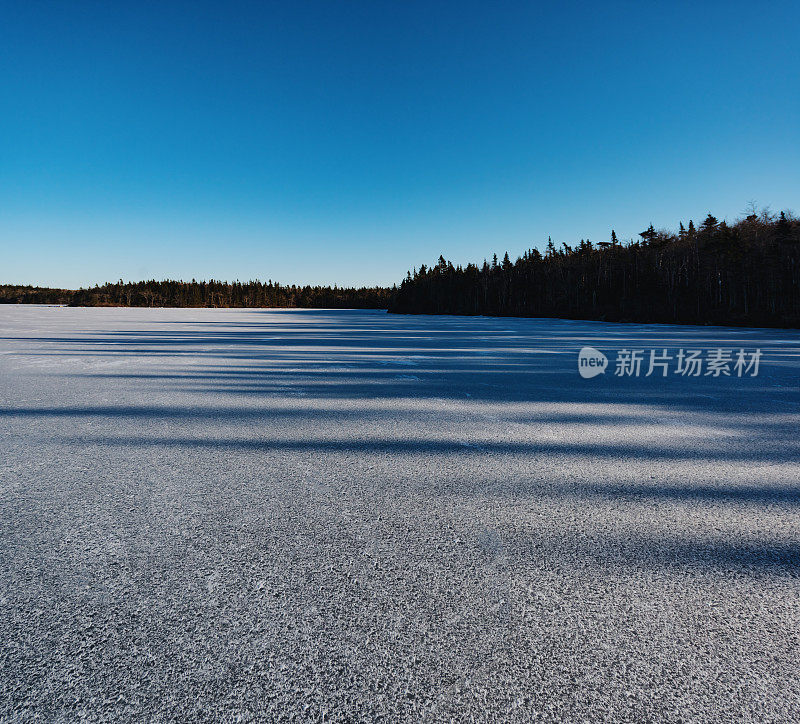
[1,305,799,721]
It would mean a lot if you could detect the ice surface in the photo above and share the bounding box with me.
[1,306,799,721]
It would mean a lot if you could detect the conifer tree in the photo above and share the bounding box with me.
[700,213,718,233]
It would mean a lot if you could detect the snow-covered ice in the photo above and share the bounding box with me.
[1,306,799,721]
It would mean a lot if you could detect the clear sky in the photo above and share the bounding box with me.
[2,1,798,288]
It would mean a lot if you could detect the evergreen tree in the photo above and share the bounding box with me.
[700,213,718,233]
[640,224,656,243]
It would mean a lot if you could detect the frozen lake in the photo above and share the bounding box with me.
[1,306,799,721]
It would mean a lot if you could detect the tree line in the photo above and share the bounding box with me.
[3,207,798,326]
[0,279,392,309]
[389,209,800,327]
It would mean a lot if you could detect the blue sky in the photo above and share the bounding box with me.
[2,1,798,288]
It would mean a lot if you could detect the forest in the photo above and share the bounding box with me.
[389,209,800,327]
[0,279,392,309]
[3,208,798,327]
